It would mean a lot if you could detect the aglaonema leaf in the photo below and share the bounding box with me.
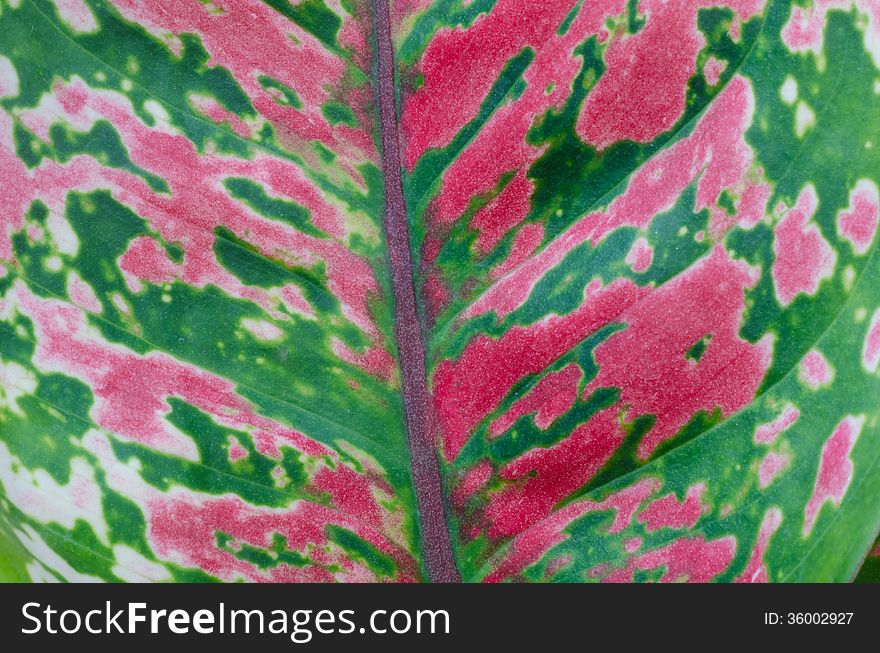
[1,0,879,583]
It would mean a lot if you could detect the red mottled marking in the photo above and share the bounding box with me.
[783,0,880,67]
[484,407,626,539]
[735,507,782,582]
[488,363,582,437]
[803,416,865,536]
[543,553,574,578]
[625,237,653,272]
[758,451,791,489]
[149,486,414,583]
[482,478,660,582]
[588,246,772,458]
[577,0,764,150]
[754,403,800,444]
[78,413,415,584]
[467,171,533,255]
[772,185,837,306]
[735,181,771,228]
[26,223,45,243]
[423,268,449,319]
[11,78,393,377]
[461,220,605,321]
[637,482,706,532]
[590,74,758,241]
[779,1,880,58]
[13,281,340,460]
[490,222,545,280]
[837,179,879,255]
[799,349,833,389]
[600,534,737,582]
[0,113,32,260]
[66,271,102,314]
[422,1,628,253]
[624,537,643,553]
[463,75,757,324]
[451,460,492,509]
[227,437,248,463]
[400,0,584,169]
[730,15,742,40]
[119,236,178,286]
[444,189,769,538]
[331,338,395,382]
[703,56,726,85]
[435,279,646,461]
[863,309,880,373]
[190,95,251,138]
[111,0,377,170]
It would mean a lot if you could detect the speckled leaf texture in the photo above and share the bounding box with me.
[0,0,879,584]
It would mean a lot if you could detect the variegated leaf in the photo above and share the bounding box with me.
[1,0,878,583]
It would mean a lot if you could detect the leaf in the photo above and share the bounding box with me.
[0,0,879,583]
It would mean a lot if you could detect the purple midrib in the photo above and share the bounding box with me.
[373,0,460,582]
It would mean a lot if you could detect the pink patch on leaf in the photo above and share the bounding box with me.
[490,222,545,280]
[754,404,800,445]
[420,0,628,251]
[51,0,98,33]
[435,278,645,461]
[488,363,582,437]
[625,237,654,273]
[483,478,660,582]
[66,272,102,314]
[637,482,706,532]
[863,309,880,373]
[624,537,643,553]
[464,75,758,324]
[772,185,836,306]
[401,1,582,169]
[451,461,493,509]
[837,179,879,255]
[588,246,772,458]
[484,407,628,539]
[601,535,738,583]
[577,0,764,150]
[735,182,771,228]
[227,437,248,463]
[703,56,727,86]
[799,349,833,389]
[803,416,864,536]
[758,451,791,489]
[735,507,782,582]
[190,95,251,138]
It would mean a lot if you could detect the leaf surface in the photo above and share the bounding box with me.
[1,0,879,582]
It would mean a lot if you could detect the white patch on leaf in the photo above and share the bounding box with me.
[795,101,815,138]
[48,0,99,34]
[0,55,19,99]
[780,76,797,105]
[241,317,284,342]
[0,442,109,544]
[0,359,37,415]
[111,545,171,582]
[46,210,80,257]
